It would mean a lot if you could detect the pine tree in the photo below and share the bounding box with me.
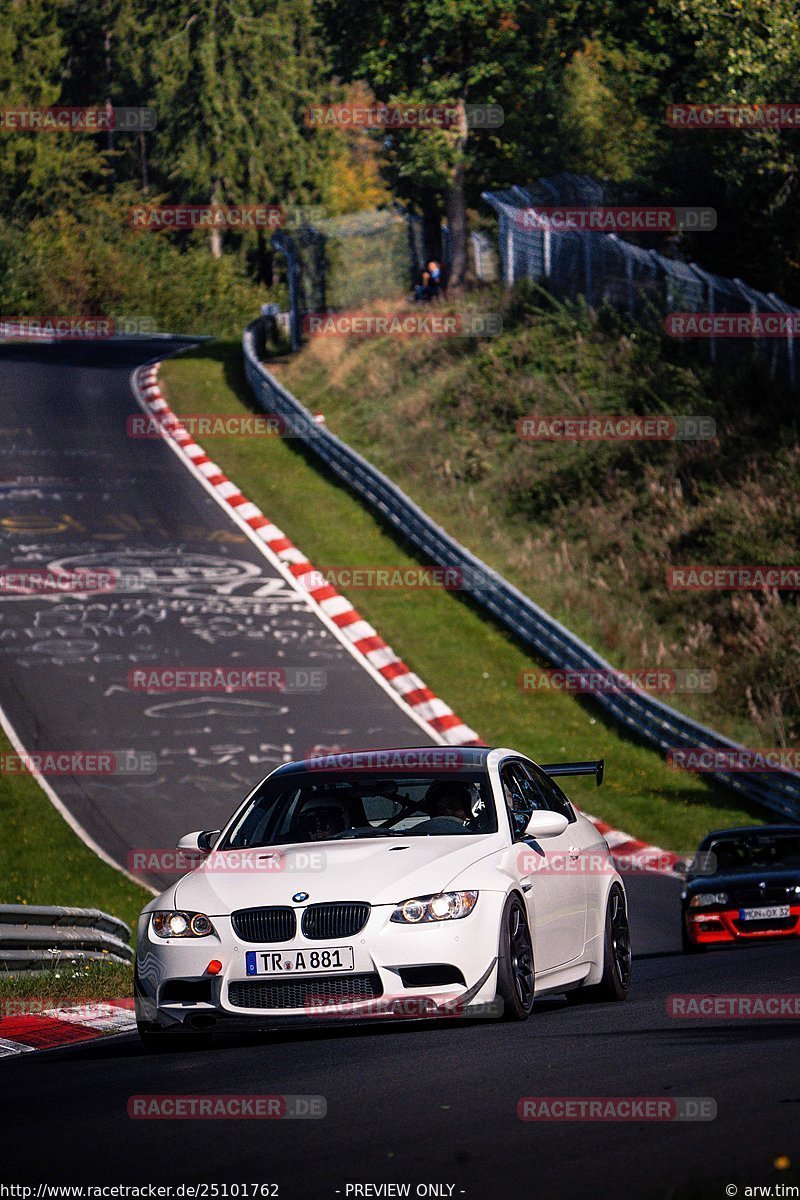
[0,0,108,220]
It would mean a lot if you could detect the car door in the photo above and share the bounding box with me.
[526,762,595,947]
[500,759,586,971]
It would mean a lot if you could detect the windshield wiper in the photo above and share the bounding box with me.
[331,827,400,840]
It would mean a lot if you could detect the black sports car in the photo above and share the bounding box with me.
[680,825,800,951]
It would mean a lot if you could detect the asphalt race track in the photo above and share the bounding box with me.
[2,342,798,1198]
[3,875,799,1197]
[0,340,435,889]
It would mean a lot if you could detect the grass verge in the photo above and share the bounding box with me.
[0,724,149,1000]
[0,962,133,1005]
[159,339,764,850]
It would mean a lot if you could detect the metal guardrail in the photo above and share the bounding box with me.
[243,321,800,822]
[0,905,133,973]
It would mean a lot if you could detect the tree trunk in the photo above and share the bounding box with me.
[210,180,223,259]
[444,98,470,291]
[139,132,149,195]
[420,187,443,267]
[256,229,273,286]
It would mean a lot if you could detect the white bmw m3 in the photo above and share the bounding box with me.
[134,747,631,1050]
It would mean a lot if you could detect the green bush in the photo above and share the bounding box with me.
[0,200,268,336]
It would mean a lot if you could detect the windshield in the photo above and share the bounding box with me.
[703,834,800,873]
[220,770,497,849]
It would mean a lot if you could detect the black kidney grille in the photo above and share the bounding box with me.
[228,973,382,1010]
[301,902,370,940]
[231,907,296,943]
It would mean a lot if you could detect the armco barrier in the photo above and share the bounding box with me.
[243,320,800,821]
[0,905,133,972]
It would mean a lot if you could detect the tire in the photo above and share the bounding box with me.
[137,1020,213,1053]
[568,885,631,1004]
[682,922,702,954]
[495,894,535,1021]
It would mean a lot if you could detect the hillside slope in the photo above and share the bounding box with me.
[271,288,799,751]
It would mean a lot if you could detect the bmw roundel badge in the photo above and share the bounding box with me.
[293,892,309,903]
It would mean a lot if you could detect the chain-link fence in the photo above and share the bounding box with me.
[271,206,498,351]
[483,173,799,387]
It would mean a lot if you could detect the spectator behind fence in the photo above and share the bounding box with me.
[414,270,432,302]
[427,260,442,299]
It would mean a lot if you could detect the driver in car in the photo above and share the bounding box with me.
[424,781,476,829]
[297,803,348,842]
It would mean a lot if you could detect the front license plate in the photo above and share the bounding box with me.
[739,905,790,921]
[245,947,355,976]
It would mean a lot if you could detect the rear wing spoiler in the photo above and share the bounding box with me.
[541,759,604,787]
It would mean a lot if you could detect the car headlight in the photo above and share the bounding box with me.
[689,892,728,908]
[151,911,216,939]
[390,891,478,924]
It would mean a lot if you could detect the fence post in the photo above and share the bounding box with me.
[584,233,593,307]
[768,292,798,387]
[271,230,300,353]
[625,246,634,316]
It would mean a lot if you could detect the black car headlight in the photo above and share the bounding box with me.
[688,892,728,908]
[390,891,478,924]
[151,911,216,939]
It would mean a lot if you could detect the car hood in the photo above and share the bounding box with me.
[686,868,800,894]
[173,835,501,914]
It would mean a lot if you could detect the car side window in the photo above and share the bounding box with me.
[523,763,576,823]
[500,760,547,839]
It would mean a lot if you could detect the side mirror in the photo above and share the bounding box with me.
[523,810,569,839]
[672,861,688,878]
[176,829,220,855]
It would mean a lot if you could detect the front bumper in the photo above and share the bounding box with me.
[684,904,800,946]
[135,896,505,1029]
